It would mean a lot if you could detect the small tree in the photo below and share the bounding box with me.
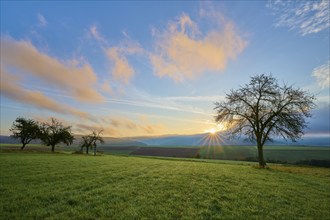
[9,117,40,150]
[214,74,315,168]
[39,118,74,152]
[92,130,104,156]
[80,129,104,155]
[80,135,93,154]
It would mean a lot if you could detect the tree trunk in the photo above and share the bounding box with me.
[51,145,55,152]
[21,143,26,150]
[257,143,266,168]
[86,146,89,154]
[94,146,96,156]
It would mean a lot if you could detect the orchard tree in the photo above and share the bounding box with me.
[80,129,104,155]
[10,117,40,150]
[214,74,315,168]
[39,118,74,152]
[80,135,91,154]
[91,129,104,156]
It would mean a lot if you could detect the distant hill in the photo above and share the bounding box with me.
[0,135,147,147]
[134,133,330,147]
[0,136,41,144]
[1,133,328,147]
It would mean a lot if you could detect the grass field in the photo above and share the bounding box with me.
[200,145,330,163]
[1,152,329,219]
[95,145,330,164]
[2,143,329,164]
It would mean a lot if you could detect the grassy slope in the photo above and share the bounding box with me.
[1,152,330,219]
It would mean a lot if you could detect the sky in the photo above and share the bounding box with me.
[1,0,329,138]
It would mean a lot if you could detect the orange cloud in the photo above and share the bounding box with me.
[77,116,166,137]
[75,123,119,136]
[105,38,143,84]
[1,69,90,118]
[106,48,135,84]
[1,37,104,103]
[150,13,247,81]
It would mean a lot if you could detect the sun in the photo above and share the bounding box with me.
[209,128,216,134]
[204,128,216,135]
[204,123,228,135]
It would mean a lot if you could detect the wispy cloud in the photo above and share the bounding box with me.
[75,123,119,136]
[149,12,247,81]
[312,61,330,89]
[120,87,214,116]
[1,37,104,103]
[87,25,142,85]
[88,24,107,44]
[75,116,166,136]
[267,0,330,36]
[37,13,47,27]
[0,68,90,119]
[164,95,225,102]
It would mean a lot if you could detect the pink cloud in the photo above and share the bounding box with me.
[150,13,247,81]
[1,37,104,103]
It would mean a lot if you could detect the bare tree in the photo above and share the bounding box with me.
[80,129,104,155]
[80,135,92,154]
[214,74,315,168]
[10,117,40,150]
[39,118,74,152]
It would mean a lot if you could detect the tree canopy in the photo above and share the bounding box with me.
[214,74,315,168]
[10,117,40,150]
[39,118,74,152]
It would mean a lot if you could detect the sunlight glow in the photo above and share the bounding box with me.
[204,123,227,135]
[198,131,228,159]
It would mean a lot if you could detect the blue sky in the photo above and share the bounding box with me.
[1,1,329,137]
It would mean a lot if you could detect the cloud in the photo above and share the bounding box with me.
[164,95,226,102]
[149,13,247,81]
[267,0,330,36]
[102,95,212,116]
[75,123,119,136]
[106,48,135,84]
[76,116,166,136]
[106,38,143,84]
[312,61,330,89]
[37,13,47,27]
[87,25,142,85]
[0,68,90,119]
[101,80,113,95]
[1,37,104,103]
[107,117,156,133]
[89,24,107,44]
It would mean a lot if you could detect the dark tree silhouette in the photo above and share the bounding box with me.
[10,117,40,150]
[214,74,315,168]
[39,118,74,152]
[80,129,104,155]
[80,135,92,154]
[91,129,104,156]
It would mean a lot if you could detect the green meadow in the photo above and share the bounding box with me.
[1,152,330,219]
[199,145,330,162]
